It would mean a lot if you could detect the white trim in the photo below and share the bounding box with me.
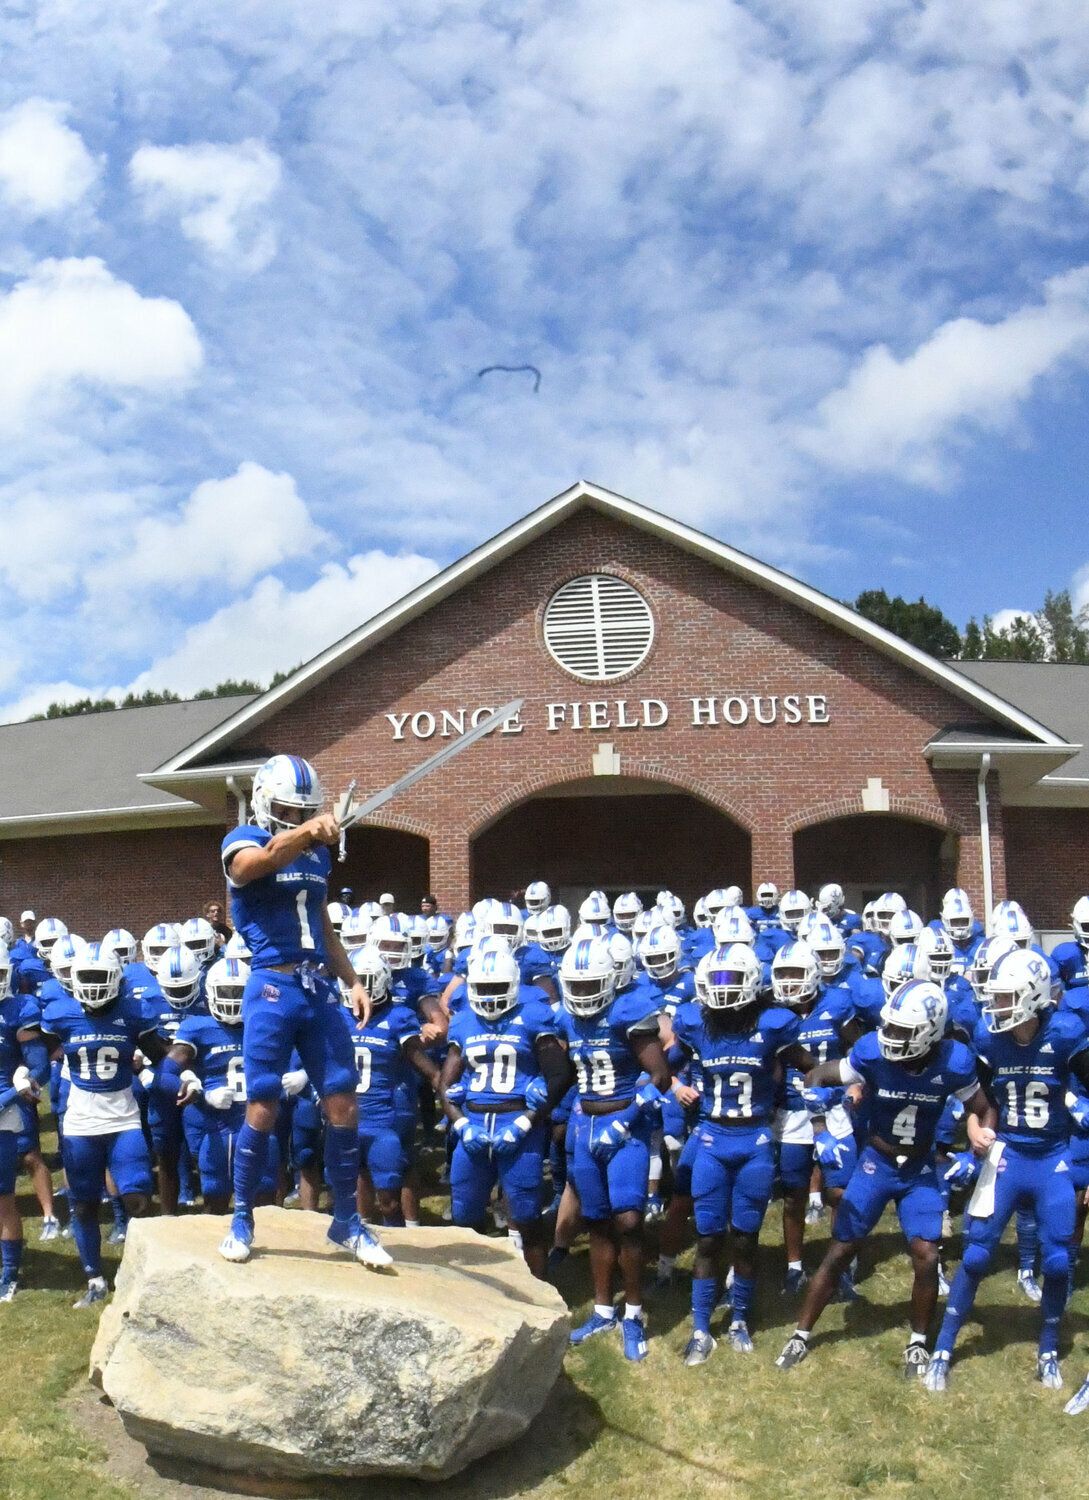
[925,740,1082,757]
[0,801,218,840]
[153,480,1068,773]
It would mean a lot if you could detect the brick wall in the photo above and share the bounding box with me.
[1001,807,1089,931]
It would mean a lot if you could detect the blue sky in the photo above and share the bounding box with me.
[0,0,1087,719]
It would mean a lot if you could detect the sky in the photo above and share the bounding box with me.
[0,0,1088,720]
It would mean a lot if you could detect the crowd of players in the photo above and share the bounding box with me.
[4,756,1089,1411]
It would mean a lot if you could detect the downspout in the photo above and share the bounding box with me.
[226,776,247,827]
[977,753,993,919]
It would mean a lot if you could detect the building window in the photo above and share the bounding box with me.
[543,574,654,681]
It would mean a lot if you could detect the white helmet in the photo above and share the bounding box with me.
[692,897,711,929]
[482,899,523,949]
[251,754,323,834]
[0,944,11,999]
[778,890,811,934]
[524,880,551,915]
[940,887,975,944]
[982,947,1053,1033]
[647,901,677,930]
[805,917,846,979]
[988,899,1035,947]
[340,908,373,951]
[639,924,680,980]
[206,956,249,1025]
[158,944,203,1010]
[817,882,845,919]
[531,903,568,953]
[524,913,541,945]
[51,933,87,992]
[71,941,123,1012]
[359,900,383,922]
[888,909,924,947]
[882,943,919,1000]
[559,936,616,1018]
[426,914,451,950]
[1073,896,1089,946]
[572,920,609,944]
[578,891,611,925]
[407,914,428,962]
[453,912,476,952]
[35,917,68,956]
[467,944,521,1021]
[878,979,947,1061]
[369,914,411,970]
[349,944,391,1004]
[704,888,732,922]
[612,892,643,932]
[605,930,635,990]
[143,922,181,969]
[179,916,217,967]
[696,943,762,1012]
[326,901,351,935]
[667,894,686,926]
[915,926,955,982]
[756,882,779,911]
[101,927,137,967]
[771,941,820,1007]
[632,909,655,942]
[862,900,878,933]
[713,907,754,947]
[966,935,1018,1001]
[873,892,907,936]
[0,919,11,947]
[225,931,252,963]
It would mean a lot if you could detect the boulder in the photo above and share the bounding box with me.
[90,1208,570,1481]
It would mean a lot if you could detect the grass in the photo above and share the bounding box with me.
[11,1123,1089,1500]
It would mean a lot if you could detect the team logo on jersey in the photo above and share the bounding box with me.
[261,984,281,1001]
[862,1158,876,1174]
[751,1032,763,1043]
[1040,1043,1055,1054]
[1056,1160,1070,1173]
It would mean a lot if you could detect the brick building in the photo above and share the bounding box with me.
[1,482,1086,938]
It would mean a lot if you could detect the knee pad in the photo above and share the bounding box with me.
[1043,1249,1071,1280]
[962,1242,993,1278]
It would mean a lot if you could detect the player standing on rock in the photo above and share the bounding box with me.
[217,754,383,1267]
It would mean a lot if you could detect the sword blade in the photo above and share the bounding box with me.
[337,698,523,831]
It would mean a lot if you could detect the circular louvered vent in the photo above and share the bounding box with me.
[543,574,654,681]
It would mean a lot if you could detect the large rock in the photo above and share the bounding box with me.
[90,1208,570,1481]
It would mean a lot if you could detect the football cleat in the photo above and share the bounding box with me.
[546,1245,569,1272]
[834,1270,859,1303]
[0,1277,17,1303]
[804,1200,824,1225]
[937,1262,950,1298]
[73,1276,108,1310]
[727,1320,754,1354]
[1017,1270,1043,1304]
[903,1343,929,1380]
[106,1224,127,1247]
[644,1193,665,1222]
[1064,1374,1089,1415]
[39,1216,60,1242]
[570,1309,618,1344]
[219,1214,254,1263]
[922,1353,950,1393]
[327,1215,393,1268]
[683,1330,716,1366]
[782,1267,808,1295]
[776,1334,809,1370]
[621,1316,648,1362]
[1038,1354,1063,1390]
[653,1265,676,1292]
[941,1210,954,1240]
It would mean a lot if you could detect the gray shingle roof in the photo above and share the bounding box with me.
[955,661,1089,781]
[0,697,255,821]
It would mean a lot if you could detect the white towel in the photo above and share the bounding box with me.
[967,1141,1006,1219]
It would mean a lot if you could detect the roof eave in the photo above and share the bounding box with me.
[0,800,218,840]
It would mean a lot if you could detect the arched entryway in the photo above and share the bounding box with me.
[793,813,956,918]
[470,778,751,913]
[337,825,430,910]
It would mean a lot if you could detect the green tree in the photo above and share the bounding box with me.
[853,589,962,658]
[961,589,1089,662]
[31,677,266,721]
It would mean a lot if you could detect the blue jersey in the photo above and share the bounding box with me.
[556,988,661,1104]
[390,966,430,1009]
[174,1011,247,1108]
[0,995,42,1092]
[673,1001,800,1125]
[633,967,696,1018]
[844,1031,977,1155]
[835,909,863,939]
[448,993,556,1110]
[845,970,884,1027]
[142,974,206,1045]
[350,1001,421,1123]
[784,986,855,1110]
[515,942,558,985]
[847,931,888,978]
[684,928,715,962]
[121,961,164,1008]
[222,823,330,968]
[943,974,980,1038]
[41,992,159,1095]
[974,1007,1089,1153]
[746,906,780,936]
[1053,941,1089,993]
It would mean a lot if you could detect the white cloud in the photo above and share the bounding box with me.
[0,680,99,725]
[797,267,1089,482]
[988,607,1037,634]
[106,462,326,596]
[0,98,99,215]
[130,139,282,271]
[0,257,202,429]
[1073,565,1089,615]
[118,549,440,697]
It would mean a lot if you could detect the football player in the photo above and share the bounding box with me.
[0,943,50,1298]
[1053,898,1089,994]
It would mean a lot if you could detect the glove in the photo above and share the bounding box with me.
[204,1085,236,1111]
[12,1066,37,1100]
[589,1115,631,1162]
[943,1151,980,1185]
[1067,1090,1089,1131]
[814,1130,850,1171]
[494,1113,534,1157]
[453,1117,493,1159]
[634,1080,664,1117]
[444,1079,467,1106]
[524,1075,549,1112]
[802,1085,844,1115]
[177,1069,203,1106]
[281,1069,309,1097]
[138,1067,155,1090]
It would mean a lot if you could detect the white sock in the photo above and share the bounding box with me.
[908,1331,926,1346]
[405,1219,420,1227]
[788,1259,803,1272]
[594,1303,615,1321]
[793,1328,810,1342]
[624,1303,644,1323]
[808,1191,822,1207]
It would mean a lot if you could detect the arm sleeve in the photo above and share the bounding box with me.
[839,1057,865,1087]
[535,1038,574,1110]
[20,1036,49,1086]
[1070,1048,1089,1094]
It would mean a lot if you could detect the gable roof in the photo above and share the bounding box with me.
[152,480,1069,777]
[954,661,1089,785]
